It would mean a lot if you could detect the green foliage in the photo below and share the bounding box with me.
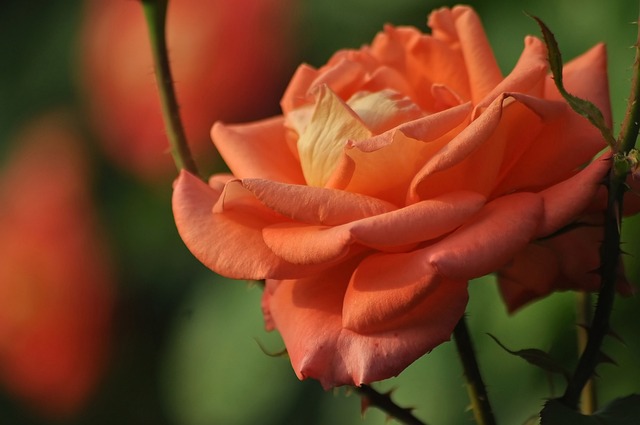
[487,334,570,381]
[540,395,640,425]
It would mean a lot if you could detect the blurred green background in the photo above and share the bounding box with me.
[1,0,639,424]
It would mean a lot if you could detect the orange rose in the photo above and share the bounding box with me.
[173,6,617,387]
[0,112,114,418]
[79,0,297,181]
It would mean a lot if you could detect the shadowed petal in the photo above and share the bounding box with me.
[536,153,610,237]
[497,243,559,312]
[498,214,632,312]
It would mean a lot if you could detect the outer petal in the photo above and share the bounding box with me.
[263,255,467,388]
[535,153,611,237]
[173,171,331,279]
[343,251,467,336]
[429,192,544,281]
[489,94,607,197]
[429,6,502,104]
[478,36,548,107]
[497,243,560,312]
[498,214,632,312]
[212,116,305,184]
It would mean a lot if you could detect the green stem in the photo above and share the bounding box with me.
[561,168,625,409]
[576,292,596,414]
[141,0,199,176]
[560,12,640,410]
[453,316,497,425]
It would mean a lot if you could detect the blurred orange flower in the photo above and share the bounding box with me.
[0,112,114,418]
[78,0,298,181]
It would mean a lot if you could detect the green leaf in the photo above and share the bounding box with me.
[487,333,570,381]
[528,13,616,149]
[541,395,640,425]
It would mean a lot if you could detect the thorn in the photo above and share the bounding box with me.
[576,323,590,333]
[360,396,371,417]
[598,351,618,366]
[254,338,288,358]
[607,328,627,346]
[246,279,265,289]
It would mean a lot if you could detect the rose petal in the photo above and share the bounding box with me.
[478,36,548,107]
[432,6,502,103]
[260,191,486,263]
[262,223,354,265]
[280,64,319,113]
[333,103,471,204]
[498,214,632,313]
[263,256,467,388]
[409,94,510,201]
[297,85,372,187]
[359,66,416,100]
[173,171,332,279]
[497,243,560,312]
[348,190,486,248]
[343,251,467,335]
[346,90,423,134]
[241,178,397,225]
[212,116,305,184]
[429,192,544,281]
[536,153,610,237]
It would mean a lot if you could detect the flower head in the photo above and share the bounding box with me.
[174,6,618,387]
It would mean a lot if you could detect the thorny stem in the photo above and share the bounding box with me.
[576,292,596,414]
[560,13,640,410]
[141,0,200,176]
[561,165,626,409]
[355,385,426,425]
[453,316,497,425]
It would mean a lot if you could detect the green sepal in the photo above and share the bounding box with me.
[529,14,616,149]
[540,395,640,425]
[613,149,640,179]
[487,333,570,381]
